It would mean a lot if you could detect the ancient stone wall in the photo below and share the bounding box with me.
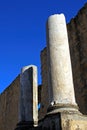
[40,3,87,118]
[0,75,41,130]
[67,3,87,114]
[39,47,49,119]
[0,3,87,130]
[0,75,20,130]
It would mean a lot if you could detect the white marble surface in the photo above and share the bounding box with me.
[47,14,77,106]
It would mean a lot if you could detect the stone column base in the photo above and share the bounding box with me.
[47,103,79,115]
[42,111,87,130]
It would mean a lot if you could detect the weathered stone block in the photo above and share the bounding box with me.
[19,65,38,126]
[61,112,87,130]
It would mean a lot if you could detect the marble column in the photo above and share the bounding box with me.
[46,14,78,113]
[19,65,38,127]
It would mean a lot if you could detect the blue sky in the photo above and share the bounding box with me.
[0,0,87,93]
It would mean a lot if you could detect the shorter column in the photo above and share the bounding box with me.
[15,65,38,129]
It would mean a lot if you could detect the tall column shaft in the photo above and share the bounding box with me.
[19,65,38,126]
[47,14,77,109]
